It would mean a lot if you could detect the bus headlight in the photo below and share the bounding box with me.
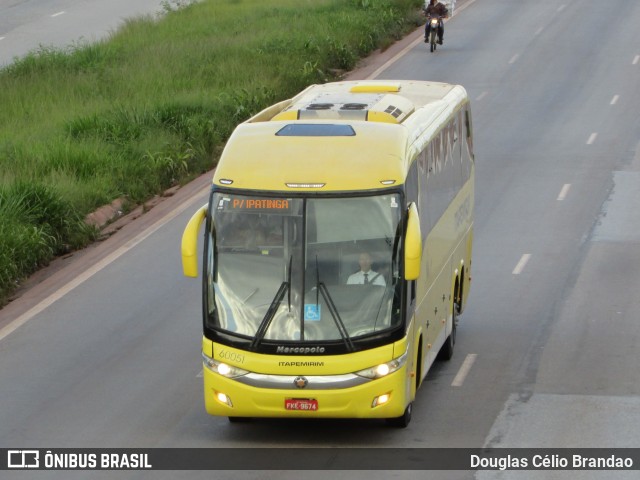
[202,352,249,378]
[354,351,408,379]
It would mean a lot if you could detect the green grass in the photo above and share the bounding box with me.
[0,0,424,303]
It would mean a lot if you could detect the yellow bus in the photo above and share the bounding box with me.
[181,80,474,427]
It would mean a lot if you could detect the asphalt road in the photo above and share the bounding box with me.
[0,0,168,66]
[1,0,640,479]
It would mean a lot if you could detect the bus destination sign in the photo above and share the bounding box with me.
[219,197,292,214]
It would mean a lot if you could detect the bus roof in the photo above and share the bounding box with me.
[213,80,468,192]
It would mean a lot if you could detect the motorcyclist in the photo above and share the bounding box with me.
[424,0,448,45]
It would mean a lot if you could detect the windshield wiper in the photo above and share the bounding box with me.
[287,254,292,311]
[315,256,355,352]
[250,255,292,351]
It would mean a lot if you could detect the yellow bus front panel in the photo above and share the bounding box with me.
[203,363,409,419]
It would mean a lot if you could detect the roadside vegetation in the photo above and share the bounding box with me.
[0,0,424,304]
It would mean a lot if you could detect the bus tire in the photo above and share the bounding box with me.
[228,416,250,423]
[438,301,458,361]
[387,402,412,428]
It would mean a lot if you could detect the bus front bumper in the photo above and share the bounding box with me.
[203,365,409,419]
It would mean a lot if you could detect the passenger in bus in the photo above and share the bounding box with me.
[346,252,386,286]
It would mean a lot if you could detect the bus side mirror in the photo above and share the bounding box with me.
[404,203,422,280]
[181,204,208,277]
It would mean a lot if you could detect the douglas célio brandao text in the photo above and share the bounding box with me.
[471,453,634,470]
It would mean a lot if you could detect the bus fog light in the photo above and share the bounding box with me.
[216,392,233,407]
[372,393,391,408]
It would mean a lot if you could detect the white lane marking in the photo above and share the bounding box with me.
[369,39,419,79]
[610,95,619,105]
[0,189,209,343]
[197,369,204,378]
[0,36,5,41]
[633,55,639,65]
[512,254,531,275]
[508,54,519,64]
[557,183,571,201]
[368,0,479,79]
[51,11,65,17]
[587,132,598,145]
[451,353,477,387]
[534,26,544,36]
[476,91,488,101]
[557,5,566,12]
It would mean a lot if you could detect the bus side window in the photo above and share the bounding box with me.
[465,107,474,156]
[405,162,418,205]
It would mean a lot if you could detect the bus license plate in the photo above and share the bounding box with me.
[285,398,318,411]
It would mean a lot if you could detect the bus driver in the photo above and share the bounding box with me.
[346,252,386,286]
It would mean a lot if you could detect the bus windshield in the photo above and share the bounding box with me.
[206,192,403,344]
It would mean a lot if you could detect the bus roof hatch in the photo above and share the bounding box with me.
[271,92,415,124]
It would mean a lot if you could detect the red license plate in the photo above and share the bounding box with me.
[285,398,318,411]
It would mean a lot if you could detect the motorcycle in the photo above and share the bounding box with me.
[425,15,443,52]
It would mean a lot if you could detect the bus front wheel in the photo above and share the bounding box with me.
[387,402,412,428]
[228,416,250,423]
